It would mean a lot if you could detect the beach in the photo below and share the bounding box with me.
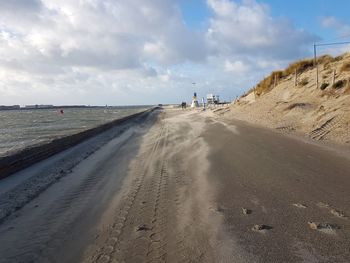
[1,108,350,262]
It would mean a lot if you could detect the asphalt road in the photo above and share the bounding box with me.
[205,114,350,262]
[0,108,349,262]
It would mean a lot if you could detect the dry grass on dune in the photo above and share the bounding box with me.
[253,55,343,96]
[228,52,350,145]
[340,62,350,72]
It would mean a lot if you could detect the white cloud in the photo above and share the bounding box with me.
[200,0,319,100]
[206,0,317,60]
[0,0,206,72]
[0,0,320,105]
[321,16,350,37]
[224,60,250,74]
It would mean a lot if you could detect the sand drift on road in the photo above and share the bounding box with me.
[1,108,350,262]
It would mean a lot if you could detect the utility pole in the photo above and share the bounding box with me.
[314,43,318,89]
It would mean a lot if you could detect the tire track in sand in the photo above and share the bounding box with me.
[86,111,217,263]
[87,121,172,262]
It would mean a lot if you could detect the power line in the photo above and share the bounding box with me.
[315,41,350,47]
[317,34,350,44]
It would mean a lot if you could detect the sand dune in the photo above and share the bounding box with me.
[223,52,350,146]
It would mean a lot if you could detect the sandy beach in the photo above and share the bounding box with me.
[1,108,350,262]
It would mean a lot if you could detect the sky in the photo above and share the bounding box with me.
[1,0,350,106]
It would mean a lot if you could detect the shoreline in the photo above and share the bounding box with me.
[0,105,153,111]
[0,107,158,180]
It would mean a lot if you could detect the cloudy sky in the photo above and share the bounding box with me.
[1,0,350,106]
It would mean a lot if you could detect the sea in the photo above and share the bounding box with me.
[0,106,150,157]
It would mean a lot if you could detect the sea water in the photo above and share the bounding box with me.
[0,106,149,157]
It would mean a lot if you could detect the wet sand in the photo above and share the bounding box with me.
[1,108,350,262]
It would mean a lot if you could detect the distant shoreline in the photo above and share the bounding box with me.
[0,105,153,111]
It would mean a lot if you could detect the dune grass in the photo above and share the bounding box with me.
[340,62,350,73]
[251,55,338,97]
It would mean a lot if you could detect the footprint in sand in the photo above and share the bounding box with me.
[209,204,226,213]
[251,224,273,233]
[308,221,340,234]
[316,202,348,219]
[330,209,348,219]
[316,202,330,209]
[217,205,226,213]
[241,208,252,215]
[292,203,307,209]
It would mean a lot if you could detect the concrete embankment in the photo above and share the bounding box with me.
[0,108,157,180]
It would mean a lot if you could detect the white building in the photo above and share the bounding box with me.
[206,94,219,104]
